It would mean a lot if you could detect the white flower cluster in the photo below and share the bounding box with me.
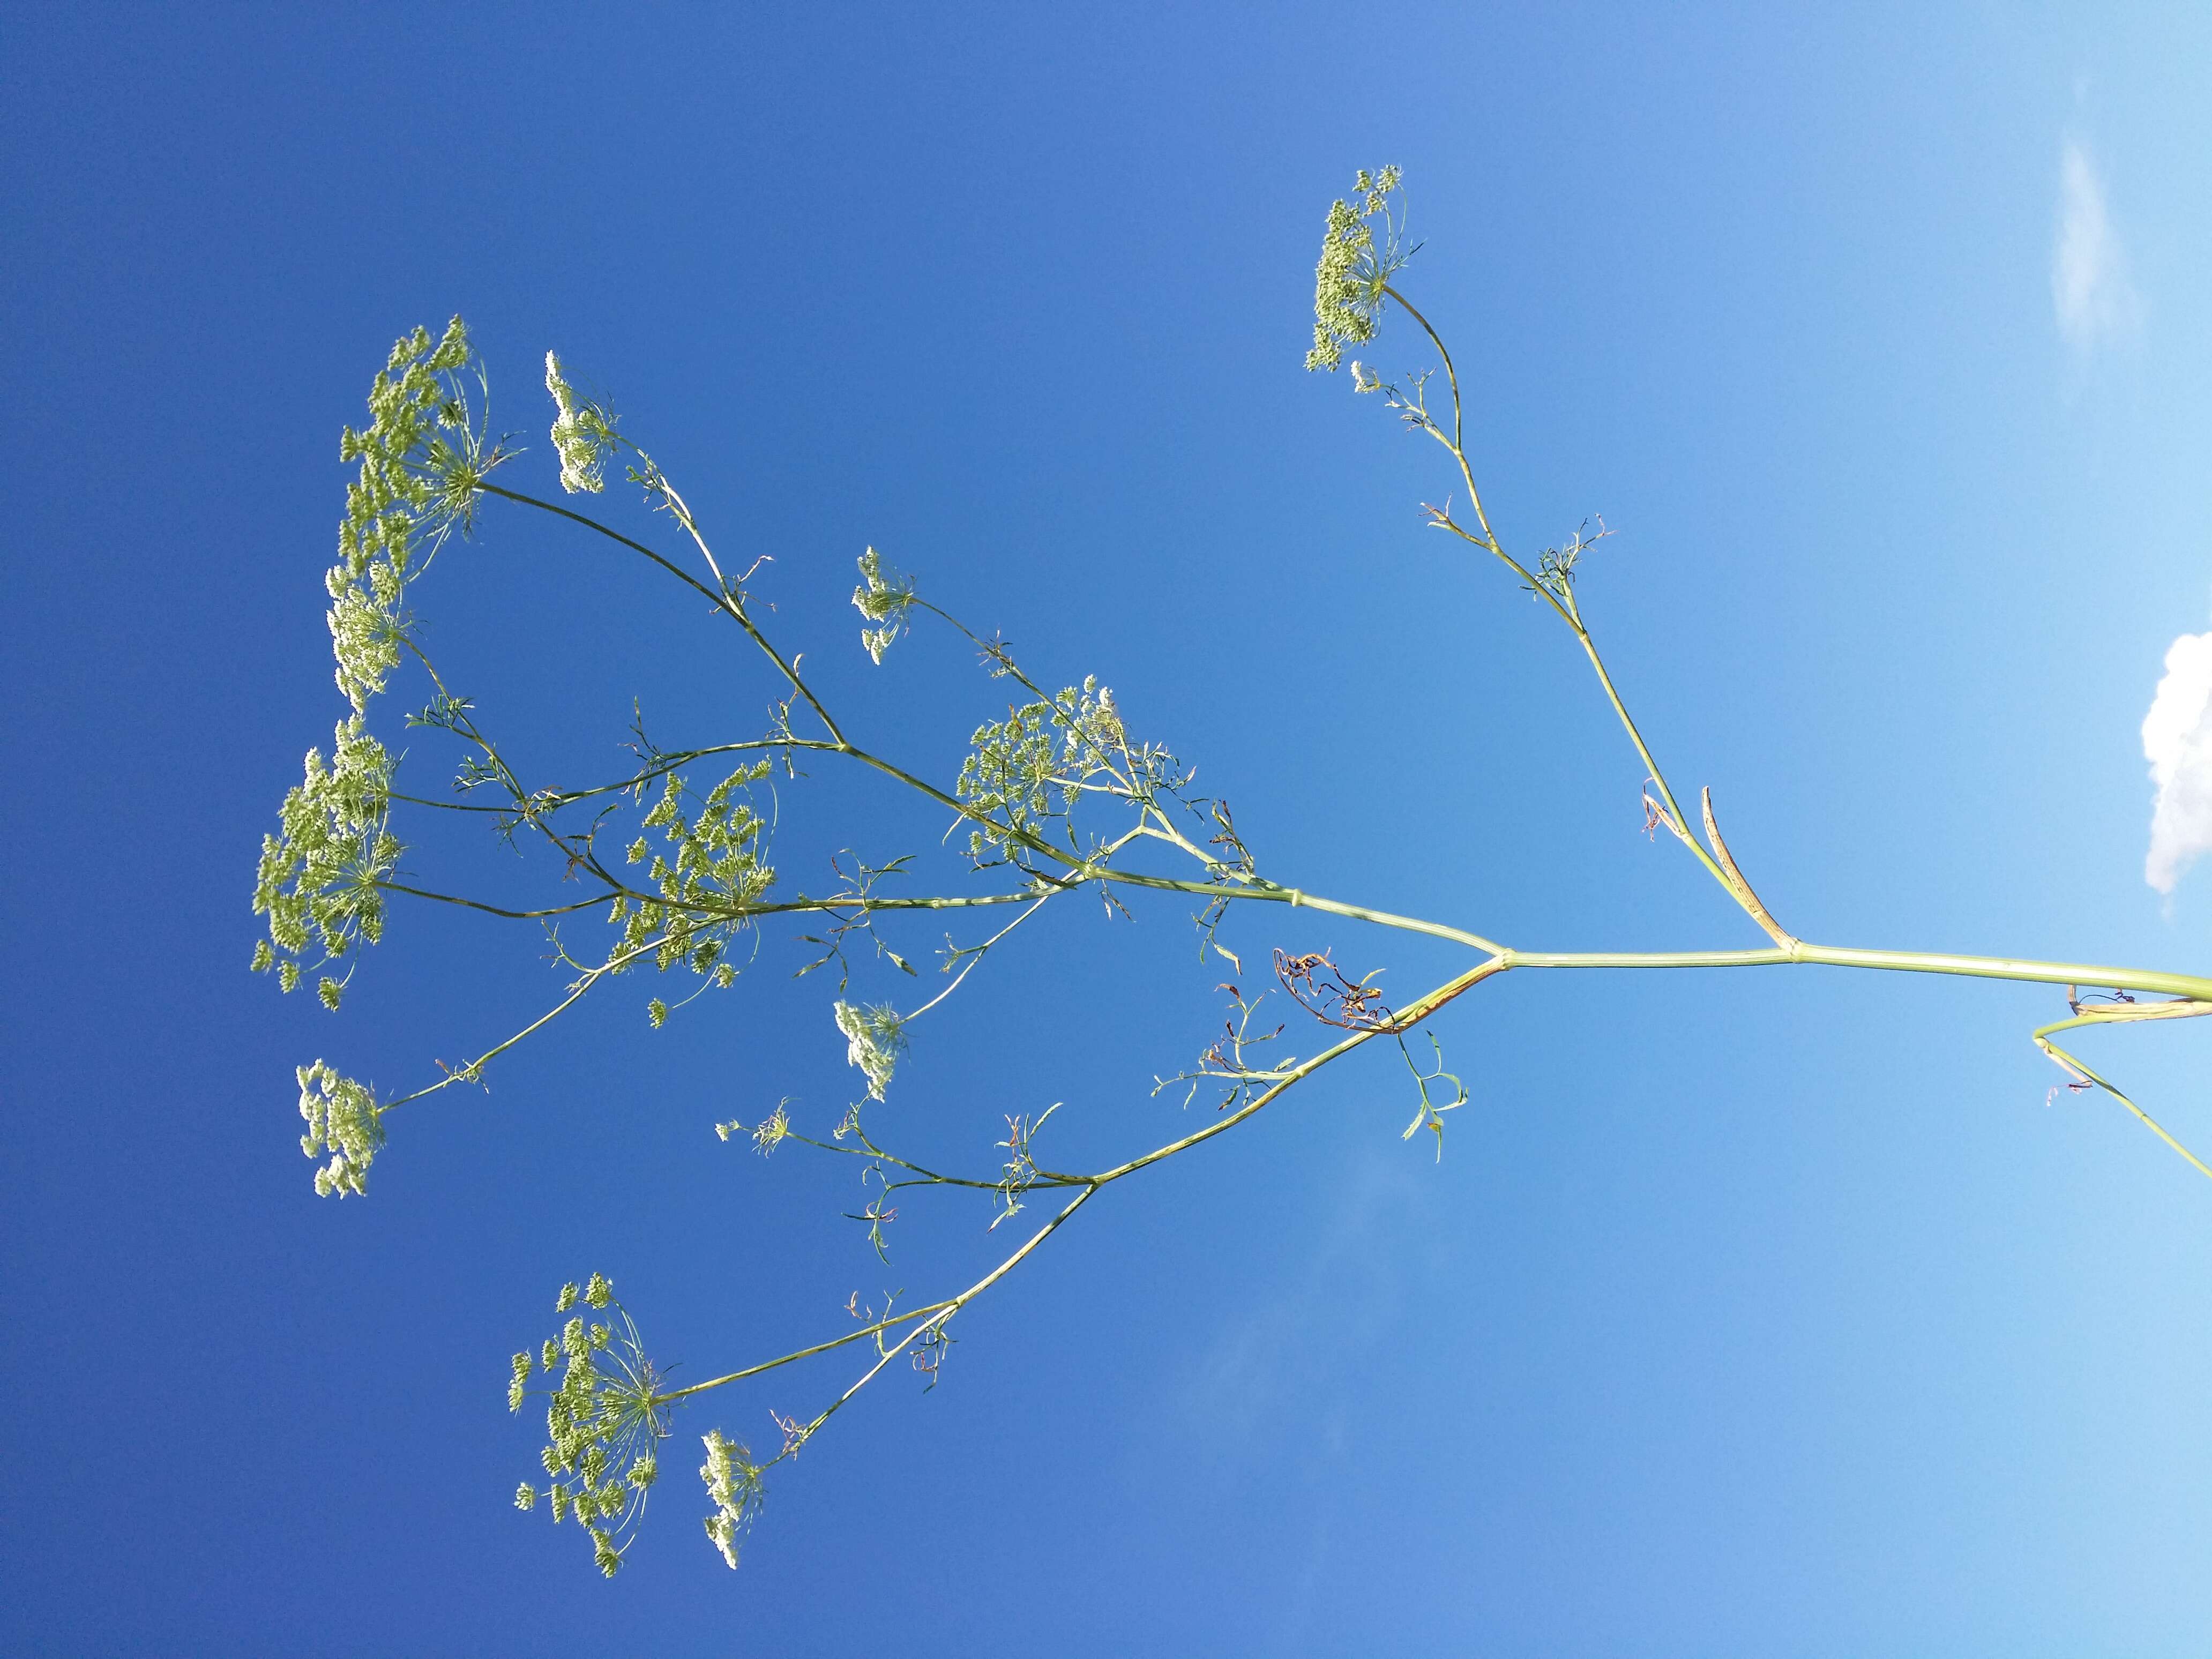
[851,545,918,663]
[295,1059,384,1197]
[544,352,618,495]
[700,1429,766,1570]
[834,1000,907,1101]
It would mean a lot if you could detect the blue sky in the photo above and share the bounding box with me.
[5,4,2211,1653]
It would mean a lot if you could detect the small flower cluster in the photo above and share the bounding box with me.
[834,1002,907,1102]
[699,1429,767,1570]
[510,1274,668,1578]
[295,1059,384,1197]
[611,759,779,1012]
[544,352,617,495]
[252,716,400,1010]
[955,676,1127,864]
[715,1100,790,1155]
[851,546,918,663]
[1305,166,1407,372]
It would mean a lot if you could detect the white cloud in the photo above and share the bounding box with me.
[2143,630,2212,894]
[2052,138,2139,352]
[1167,1153,1430,1450]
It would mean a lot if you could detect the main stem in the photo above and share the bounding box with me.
[1504,943,2212,1004]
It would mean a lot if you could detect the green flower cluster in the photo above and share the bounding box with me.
[834,1002,906,1101]
[955,676,1125,864]
[1305,166,1406,372]
[700,1429,767,1570]
[256,317,499,1010]
[510,1274,668,1578]
[851,546,917,663]
[251,716,400,1009]
[295,1059,384,1197]
[611,759,778,999]
[544,351,617,495]
[331,317,487,714]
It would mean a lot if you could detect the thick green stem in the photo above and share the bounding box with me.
[1504,942,2212,1004]
[1096,870,1506,954]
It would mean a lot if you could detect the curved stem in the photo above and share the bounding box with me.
[381,939,662,1111]
[1380,285,1473,512]
[1063,954,1511,1186]
[478,483,847,743]
[699,1186,1100,1438]
[1379,286,1740,906]
[905,892,1055,1022]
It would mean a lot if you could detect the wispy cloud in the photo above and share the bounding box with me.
[2052,138,2139,352]
[2143,629,2212,895]
[1169,1153,1432,1449]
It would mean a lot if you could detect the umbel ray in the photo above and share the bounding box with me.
[253,167,2211,1576]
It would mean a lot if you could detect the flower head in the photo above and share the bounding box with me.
[700,1429,767,1570]
[512,1276,668,1577]
[1305,167,1411,372]
[295,1059,384,1197]
[253,717,401,1002]
[954,675,1137,864]
[851,546,918,663]
[544,352,618,495]
[834,1000,907,1102]
[330,317,495,712]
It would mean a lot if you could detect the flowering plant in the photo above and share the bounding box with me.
[253,170,2211,1576]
